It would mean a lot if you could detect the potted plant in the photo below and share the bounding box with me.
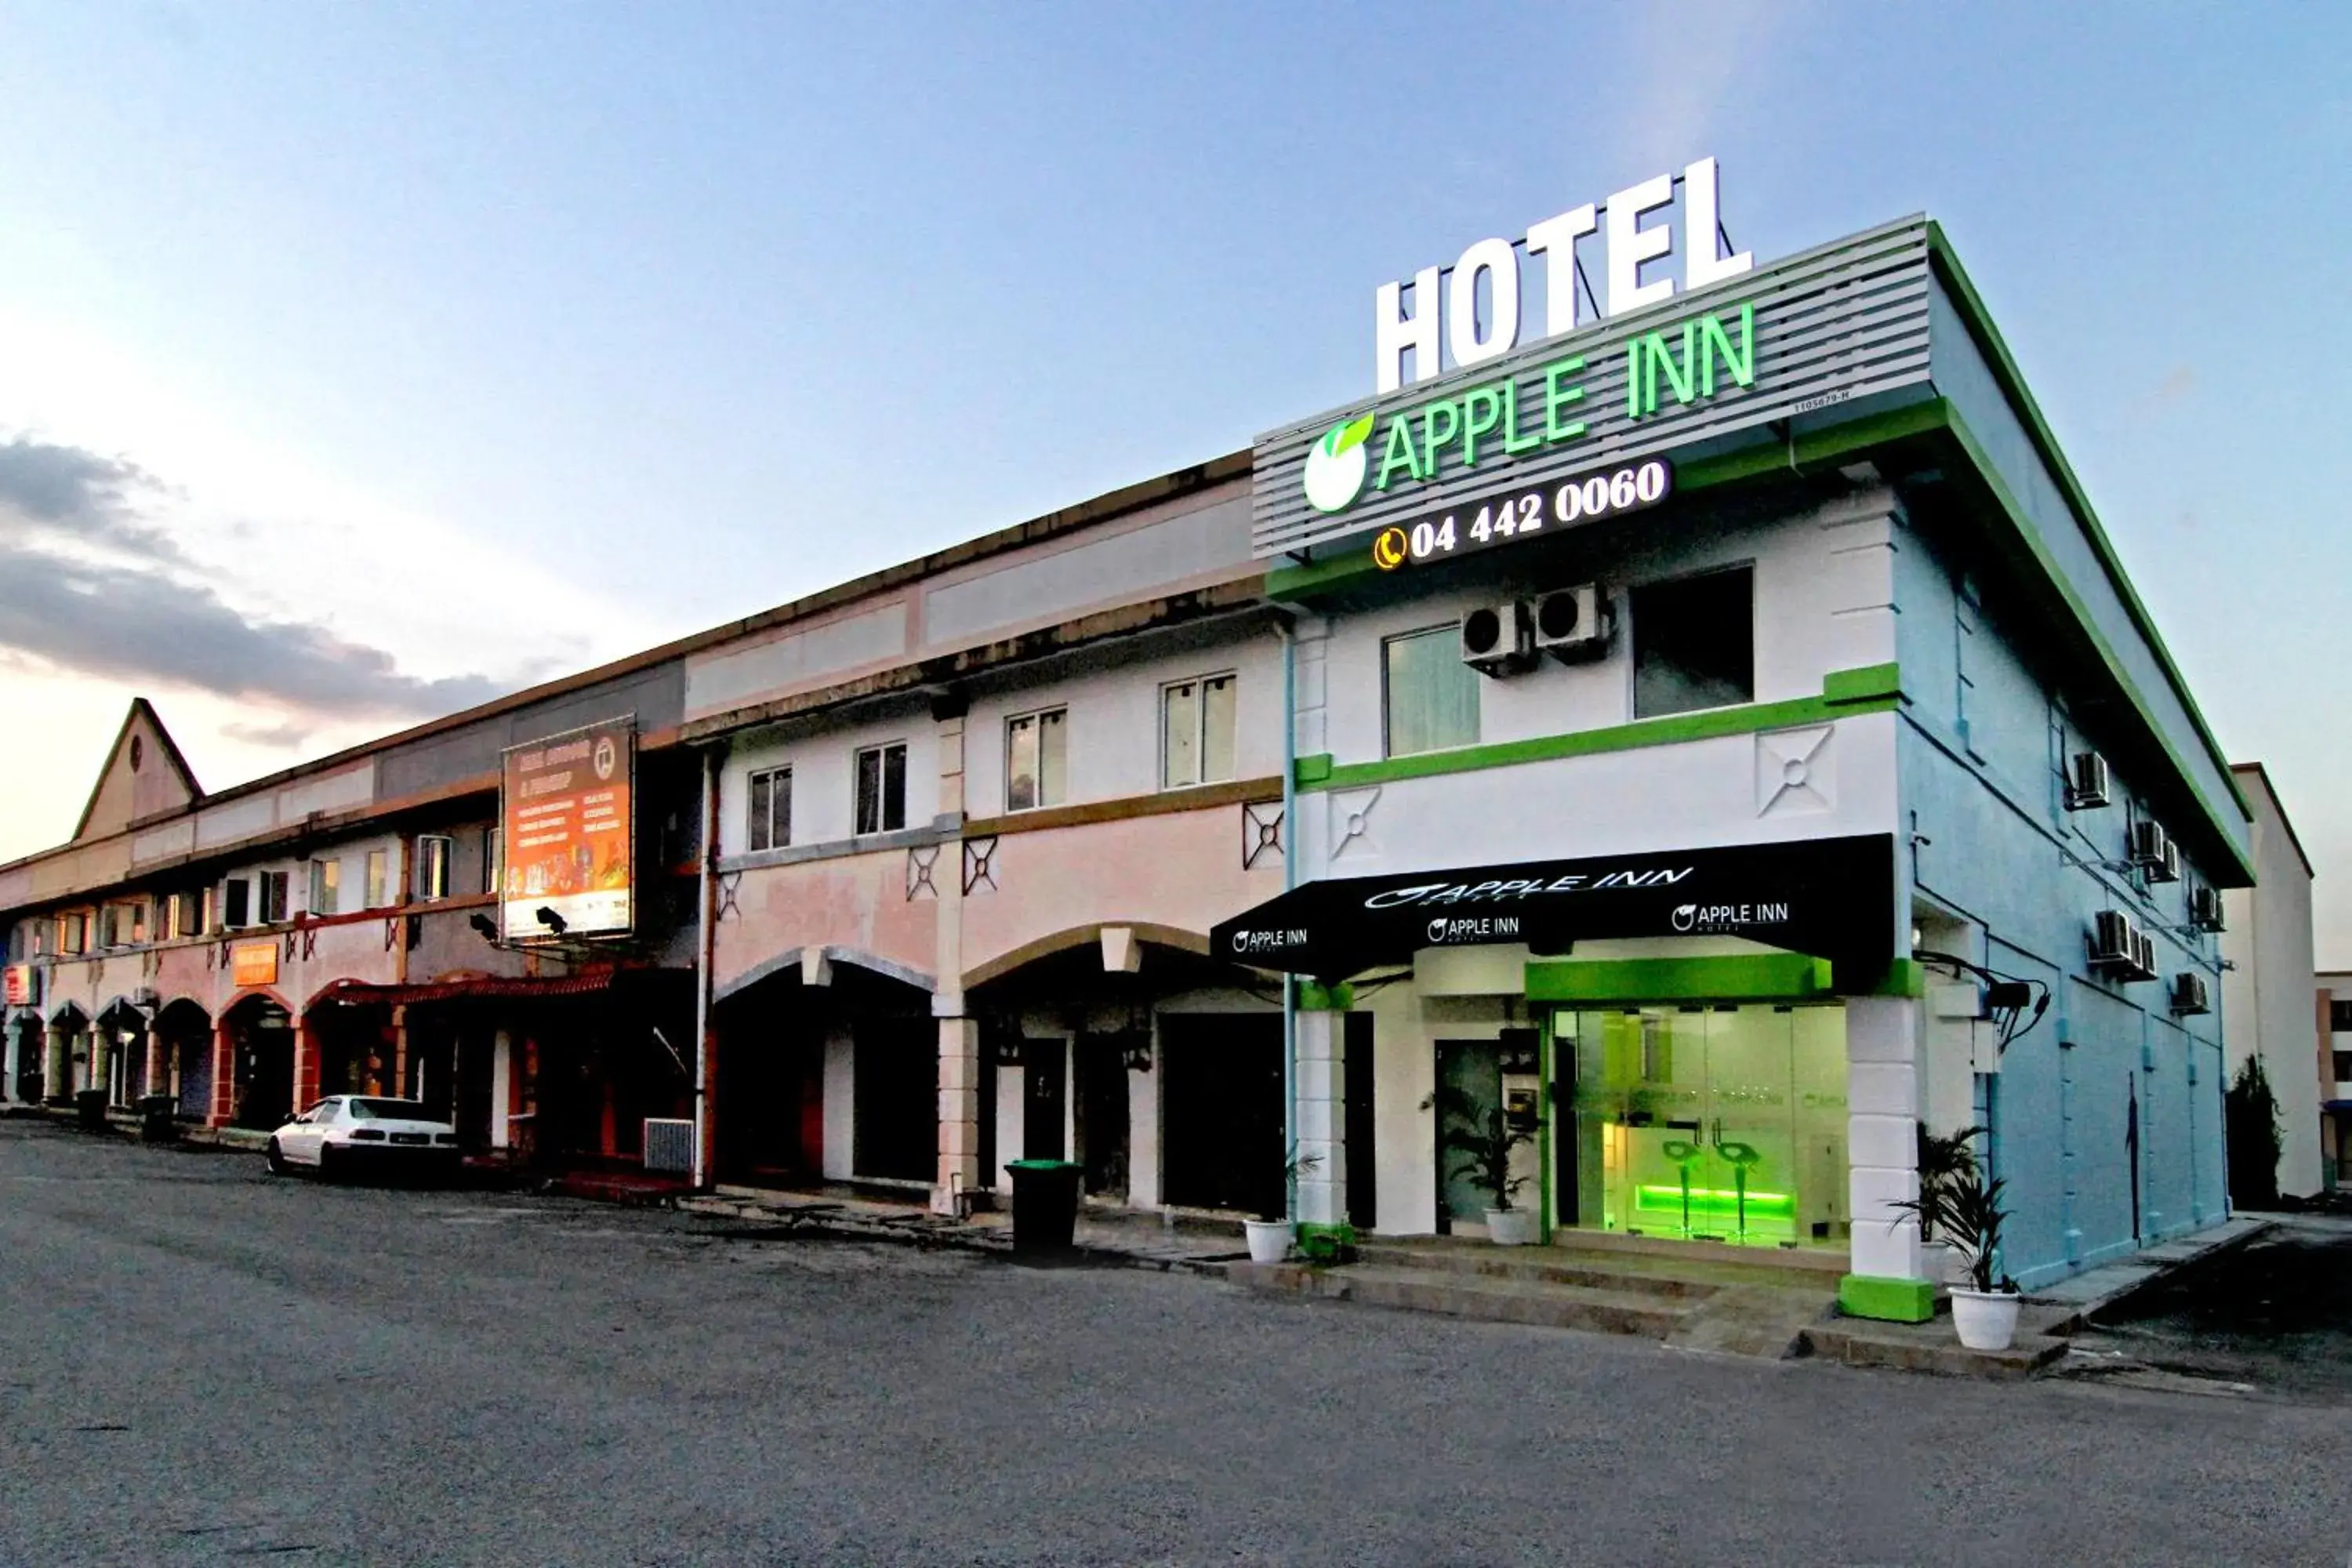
[1424,1086,1538,1245]
[1911,1123,1987,1287]
[1244,1150,1322,1264]
[1898,1163,2021,1350]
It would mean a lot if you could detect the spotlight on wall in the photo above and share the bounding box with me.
[535,907,568,935]
[468,913,499,942]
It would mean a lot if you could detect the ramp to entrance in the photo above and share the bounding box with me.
[1229,1234,1841,1359]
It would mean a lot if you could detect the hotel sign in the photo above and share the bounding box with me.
[1254,216,1937,560]
[231,942,278,989]
[2,964,35,1007]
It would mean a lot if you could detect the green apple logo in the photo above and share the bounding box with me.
[1302,412,1375,514]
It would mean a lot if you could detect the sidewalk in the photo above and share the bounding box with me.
[680,1183,1250,1275]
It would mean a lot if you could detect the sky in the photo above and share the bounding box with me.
[0,2,2347,948]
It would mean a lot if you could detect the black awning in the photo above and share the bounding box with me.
[1211,833,1896,981]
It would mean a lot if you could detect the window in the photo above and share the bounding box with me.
[416,836,452,902]
[854,743,907,836]
[260,871,290,924]
[1163,675,1236,789]
[1383,626,1481,757]
[748,766,793,851]
[166,891,199,941]
[100,905,123,948]
[2335,1051,2352,1085]
[310,858,340,917]
[227,877,253,928]
[205,883,226,933]
[483,829,502,895]
[58,911,89,954]
[1006,709,1067,812]
[2332,1000,2352,1035]
[1632,565,1755,719]
[365,850,387,910]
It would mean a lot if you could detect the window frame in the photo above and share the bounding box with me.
[1160,673,1238,791]
[1381,622,1483,759]
[310,858,340,917]
[1004,707,1069,814]
[222,879,249,930]
[747,764,793,852]
[415,836,453,902]
[364,849,388,910]
[1629,563,1758,721]
[853,742,909,837]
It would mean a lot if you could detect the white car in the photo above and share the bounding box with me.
[266,1095,461,1180]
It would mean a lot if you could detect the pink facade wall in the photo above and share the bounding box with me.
[714,849,939,993]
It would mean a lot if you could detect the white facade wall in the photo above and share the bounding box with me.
[2220,767,2322,1196]
[720,717,943,858]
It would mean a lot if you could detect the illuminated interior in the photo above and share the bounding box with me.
[1555,1004,1848,1249]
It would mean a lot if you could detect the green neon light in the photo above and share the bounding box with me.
[1634,1185,1795,1218]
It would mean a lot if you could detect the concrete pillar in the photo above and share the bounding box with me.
[1126,1032,1160,1210]
[143,1027,166,1105]
[1294,1004,1348,1229]
[490,1029,514,1150]
[935,1014,979,1214]
[821,1027,854,1181]
[1842,994,1929,1320]
[209,1024,235,1127]
[292,1019,319,1112]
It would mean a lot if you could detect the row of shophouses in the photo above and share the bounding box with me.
[0,212,2327,1320]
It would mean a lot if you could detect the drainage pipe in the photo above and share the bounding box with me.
[1277,617,1298,1224]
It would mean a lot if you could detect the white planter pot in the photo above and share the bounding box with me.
[1486,1207,1539,1247]
[1949,1287,2022,1351]
[1243,1218,1292,1265]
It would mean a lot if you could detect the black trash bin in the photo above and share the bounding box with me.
[140,1094,179,1144]
[74,1088,107,1132]
[1005,1159,1083,1257]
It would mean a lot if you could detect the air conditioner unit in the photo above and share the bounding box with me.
[1460,600,1535,677]
[2088,909,2138,970]
[2170,972,2212,1016]
[2065,751,2111,810]
[2127,818,2169,870]
[1530,583,1615,663]
[2132,930,2158,981]
[2190,884,2226,933]
[2151,838,2181,884]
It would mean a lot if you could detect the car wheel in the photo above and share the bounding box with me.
[318,1144,339,1181]
[265,1138,288,1175]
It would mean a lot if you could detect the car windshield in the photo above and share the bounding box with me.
[348,1098,434,1121]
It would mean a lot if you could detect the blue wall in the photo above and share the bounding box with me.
[1895,506,2227,1289]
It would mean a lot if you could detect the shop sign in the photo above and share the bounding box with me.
[2,963,36,1007]
[1371,156,1751,394]
[231,942,278,989]
[1212,834,1895,978]
[500,717,635,941]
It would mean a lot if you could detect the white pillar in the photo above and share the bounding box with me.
[1126,1035,1160,1210]
[935,1014,979,1214]
[820,1027,854,1181]
[1295,1007,1347,1229]
[1846,995,1923,1281]
[2,1022,18,1104]
[489,1029,514,1149]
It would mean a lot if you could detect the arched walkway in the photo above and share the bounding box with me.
[155,999,213,1122]
[220,993,296,1131]
[42,1004,91,1104]
[93,998,150,1108]
[713,956,934,1189]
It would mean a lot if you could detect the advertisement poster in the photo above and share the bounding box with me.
[2,964,35,1007]
[501,718,634,940]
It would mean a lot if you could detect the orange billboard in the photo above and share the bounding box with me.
[231,942,278,989]
[2,964,34,1007]
[501,718,634,940]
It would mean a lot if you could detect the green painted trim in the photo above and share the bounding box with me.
[1300,668,1901,793]
[1295,980,1354,1012]
[1838,1272,1937,1323]
[1822,662,1901,705]
[1673,397,1954,493]
[1265,551,1378,602]
[1941,409,2256,887]
[1294,753,1333,786]
[1294,1221,1357,1264]
[1524,953,1833,1004]
[1871,958,1928,999]
[1925,225,2251,827]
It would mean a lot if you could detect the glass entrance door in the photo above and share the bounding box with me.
[1555,1004,1848,1249]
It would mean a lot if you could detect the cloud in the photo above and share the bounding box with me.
[0,434,511,718]
[0,436,187,565]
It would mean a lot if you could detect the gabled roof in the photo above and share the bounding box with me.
[71,699,201,841]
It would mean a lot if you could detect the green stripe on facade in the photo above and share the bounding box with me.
[1838,1273,1937,1323]
[1290,666,1903,793]
[1525,953,1834,1004]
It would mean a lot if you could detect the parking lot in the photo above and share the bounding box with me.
[3,1119,2348,1566]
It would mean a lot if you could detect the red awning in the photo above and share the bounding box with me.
[311,971,633,1007]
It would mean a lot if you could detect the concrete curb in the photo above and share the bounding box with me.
[677,1193,1242,1278]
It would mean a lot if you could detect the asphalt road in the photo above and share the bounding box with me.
[2,1120,2347,1566]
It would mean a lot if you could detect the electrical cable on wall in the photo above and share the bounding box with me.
[1915,948,2053,1052]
